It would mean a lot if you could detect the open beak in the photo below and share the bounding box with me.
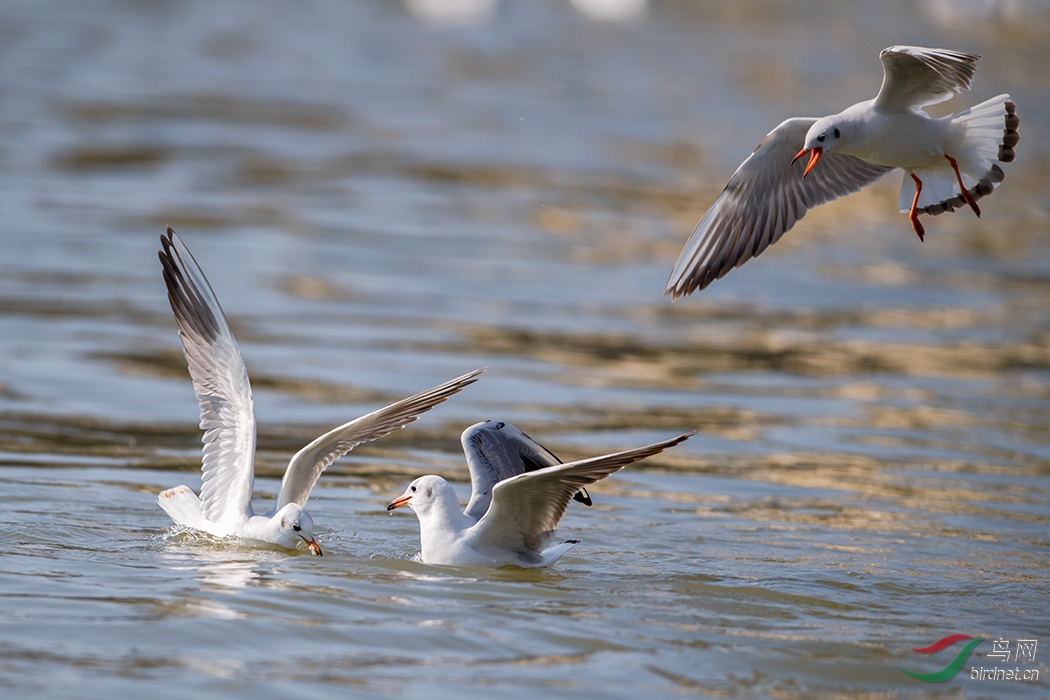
[792,147,823,180]
[301,536,323,556]
[386,494,412,511]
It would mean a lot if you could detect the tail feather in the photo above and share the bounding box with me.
[898,95,1019,216]
[158,484,211,531]
[1000,100,1020,162]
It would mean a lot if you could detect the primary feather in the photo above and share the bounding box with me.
[160,228,257,526]
[276,368,485,511]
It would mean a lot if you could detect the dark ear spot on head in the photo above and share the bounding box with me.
[833,127,840,138]
[425,487,433,498]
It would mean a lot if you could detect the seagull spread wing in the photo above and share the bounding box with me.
[874,45,979,110]
[275,368,485,510]
[665,118,893,298]
[469,433,692,555]
[461,421,591,521]
[160,227,256,526]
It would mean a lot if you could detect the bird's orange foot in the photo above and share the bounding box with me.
[909,173,926,242]
[944,153,981,217]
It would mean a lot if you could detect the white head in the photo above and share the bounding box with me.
[273,503,322,556]
[793,118,845,179]
[387,475,459,520]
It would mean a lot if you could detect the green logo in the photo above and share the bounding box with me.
[897,634,985,683]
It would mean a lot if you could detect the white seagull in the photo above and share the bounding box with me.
[155,227,484,555]
[387,421,692,567]
[666,45,1020,298]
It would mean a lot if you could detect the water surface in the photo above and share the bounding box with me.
[2,1,1049,697]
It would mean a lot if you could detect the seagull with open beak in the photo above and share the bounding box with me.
[665,45,1019,298]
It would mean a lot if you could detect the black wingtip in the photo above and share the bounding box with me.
[159,226,178,264]
[572,488,592,507]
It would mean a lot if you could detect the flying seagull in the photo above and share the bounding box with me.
[666,45,1019,297]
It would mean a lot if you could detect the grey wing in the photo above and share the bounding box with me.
[461,421,591,521]
[874,45,979,110]
[470,433,693,554]
[664,118,893,298]
[159,227,256,525]
[275,368,485,510]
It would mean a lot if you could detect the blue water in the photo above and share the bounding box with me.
[1,1,1049,697]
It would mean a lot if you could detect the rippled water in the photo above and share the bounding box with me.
[2,1,1049,697]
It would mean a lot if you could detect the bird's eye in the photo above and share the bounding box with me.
[833,128,841,138]
[292,524,301,532]
[817,134,826,143]
[494,421,505,430]
[410,485,417,492]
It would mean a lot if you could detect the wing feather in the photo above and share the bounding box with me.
[461,421,591,521]
[275,368,485,510]
[159,227,256,525]
[470,433,693,554]
[665,118,893,298]
[874,45,978,110]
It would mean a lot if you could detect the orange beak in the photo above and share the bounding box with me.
[301,536,323,556]
[792,147,823,180]
[387,495,412,511]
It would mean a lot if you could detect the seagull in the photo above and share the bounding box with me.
[666,45,1020,298]
[155,227,484,555]
[387,423,692,567]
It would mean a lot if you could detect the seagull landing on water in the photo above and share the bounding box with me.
[387,421,692,567]
[666,45,1020,298]
[155,227,484,555]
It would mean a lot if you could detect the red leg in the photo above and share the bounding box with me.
[909,173,926,242]
[944,153,981,217]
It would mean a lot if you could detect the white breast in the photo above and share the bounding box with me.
[842,104,954,170]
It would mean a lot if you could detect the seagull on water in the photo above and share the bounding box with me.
[666,45,1020,298]
[155,227,484,555]
[387,421,692,567]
